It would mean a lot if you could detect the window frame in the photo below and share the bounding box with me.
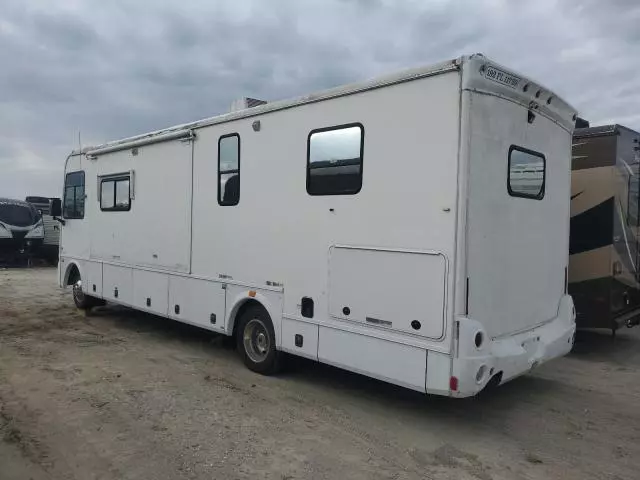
[218,133,241,206]
[63,171,86,219]
[306,122,365,196]
[100,174,132,212]
[507,145,546,200]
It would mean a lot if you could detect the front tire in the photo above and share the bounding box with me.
[236,305,281,374]
[72,280,105,310]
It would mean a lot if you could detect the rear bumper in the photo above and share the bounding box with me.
[451,295,576,397]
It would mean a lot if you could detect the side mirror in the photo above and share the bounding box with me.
[50,198,62,217]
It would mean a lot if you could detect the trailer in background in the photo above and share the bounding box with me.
[0,198,44,266]
[569,124,640,334]
[25,196,61,265]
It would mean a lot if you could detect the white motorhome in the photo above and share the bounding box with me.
[55,54,577,397]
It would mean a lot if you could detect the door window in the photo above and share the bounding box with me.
[63,171,85,219]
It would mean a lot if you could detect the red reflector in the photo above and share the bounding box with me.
[449,376,458,391]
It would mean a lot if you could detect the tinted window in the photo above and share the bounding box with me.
[508,146,545,199]
[307,124,363,195]
[218,134,240,206]
[63,171,85,219]
[100,175,131,211]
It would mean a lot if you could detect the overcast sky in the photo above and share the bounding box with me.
[1,0,639,199]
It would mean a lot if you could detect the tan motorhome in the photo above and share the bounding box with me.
[569,124,640,334]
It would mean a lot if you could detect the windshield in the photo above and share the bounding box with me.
[0,200,39,227]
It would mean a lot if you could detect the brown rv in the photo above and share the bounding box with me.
[569,124,640,334]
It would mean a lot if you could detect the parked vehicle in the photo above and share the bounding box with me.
[569,124,640,334]
[0,198,44,266]
[54,54,577,397]
[25,196,61,265]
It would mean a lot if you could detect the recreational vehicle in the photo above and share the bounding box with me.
[569,124,640,333]
[25,196,61,265]
[55,54,577,397]
[0,198,44,265]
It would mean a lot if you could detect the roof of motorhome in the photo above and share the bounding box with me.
[74,53,574,156]
[574,124,640,138]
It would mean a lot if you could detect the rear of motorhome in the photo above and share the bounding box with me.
[0,198,44,266]
[569,124,640,333]
[56,54,577,397]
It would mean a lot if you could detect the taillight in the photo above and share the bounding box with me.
[449,376,459,391]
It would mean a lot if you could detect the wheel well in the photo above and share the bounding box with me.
[486,371,503,390]
[230,299,266,339]
[66,263,80,286]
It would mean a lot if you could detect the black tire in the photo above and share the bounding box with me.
[72,279,105,310]
[236,305,281,375]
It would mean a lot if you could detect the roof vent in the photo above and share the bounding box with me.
[230,97,267,112]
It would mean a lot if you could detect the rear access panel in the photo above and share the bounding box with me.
[328,246,447,339]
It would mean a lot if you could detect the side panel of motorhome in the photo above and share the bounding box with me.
[90,140,193,272]
[189,72,462,390]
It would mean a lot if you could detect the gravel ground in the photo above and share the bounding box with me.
[1,267,640,480]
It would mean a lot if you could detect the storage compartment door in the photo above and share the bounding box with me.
[328,246,446,339]
[84,261,103,297]
[103,264,133,305]
[133,269,169,316]
[168,276,226,332]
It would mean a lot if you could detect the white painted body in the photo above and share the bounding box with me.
[58,54,577,397]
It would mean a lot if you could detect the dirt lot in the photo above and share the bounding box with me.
[1,268,640,480]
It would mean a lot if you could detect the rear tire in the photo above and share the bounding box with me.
[236,305,281,375]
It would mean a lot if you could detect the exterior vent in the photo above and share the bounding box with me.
[230,97,267,112]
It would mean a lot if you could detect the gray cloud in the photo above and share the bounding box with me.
[1,0,638,199]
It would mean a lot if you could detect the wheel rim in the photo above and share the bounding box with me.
[243,318,270,363]
[73,279,85,304]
